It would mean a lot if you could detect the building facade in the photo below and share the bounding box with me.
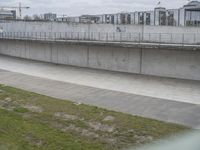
[0,9,16,20]
[54,1,200,27]
[180,1,200,26]
[79,15,100,23]
[44,13,57,21]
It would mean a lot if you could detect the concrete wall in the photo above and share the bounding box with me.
[2,20,200,33]
[0,39,200,81]
[142,49,200,80]
[0,40,141,74]
[1,20,200,44]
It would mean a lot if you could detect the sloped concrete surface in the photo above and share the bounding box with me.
[0,56,200,127]
[0,69,200,128]
[0,55,199,104]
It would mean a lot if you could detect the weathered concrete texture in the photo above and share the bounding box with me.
[0,39,200,80]
[0,55,199,105]
[0,69,200,128]
[28,41,52,62]
[88,46,141,73]
[52,43,88,67]
[1,20,200,44]
[0,39,142,74]
[142,49,200,80]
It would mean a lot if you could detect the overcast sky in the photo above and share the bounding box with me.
[0,0,190,17]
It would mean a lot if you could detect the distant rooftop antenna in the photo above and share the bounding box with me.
[157,1,161,7]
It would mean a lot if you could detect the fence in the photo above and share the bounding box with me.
[0,32,200,45]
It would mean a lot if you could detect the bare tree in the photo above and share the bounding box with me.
[23,15,32,20]
[33,14,42,20]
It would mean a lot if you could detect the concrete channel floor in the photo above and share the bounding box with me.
[0,55,200,105]
[0,55,200,128]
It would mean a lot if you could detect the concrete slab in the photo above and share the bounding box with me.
[0,69,200,128]
[0,55,200,105]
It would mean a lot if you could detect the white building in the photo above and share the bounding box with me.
[179,1,200,26]
[133,1,200,27]
[54,1,200,27]
[167,9,179,26]
[79,15,100,23]
[132,11,154,25]
[0,9,16,20]
[56,16,80,23]
[44,13,57,21]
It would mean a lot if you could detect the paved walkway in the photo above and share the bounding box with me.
[0,69,200,128]
[0,55,200,128]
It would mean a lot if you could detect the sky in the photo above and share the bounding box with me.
[0,0,190,17]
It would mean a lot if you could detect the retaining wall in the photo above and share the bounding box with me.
[0,39,200,81]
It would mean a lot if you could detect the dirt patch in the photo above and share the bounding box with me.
[81,129,99,138]
[22,113,32,119]
[54,112,80,121]
[101,137,117,145]
[0,97,16,110]
[26,133,45,147]
[52,123,99,139]
[88,122,115,133]
[23,105,43,113]
[103,116,115,122]
[134,135,153,144]
[73,102,82,106]
[4,97,12,102]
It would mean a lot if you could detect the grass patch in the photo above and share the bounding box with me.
[0,84,190,150]
[13,107,29,113]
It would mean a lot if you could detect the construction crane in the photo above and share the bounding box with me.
[0,2,30,19]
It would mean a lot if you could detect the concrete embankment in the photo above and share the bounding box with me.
[0,39,200,81]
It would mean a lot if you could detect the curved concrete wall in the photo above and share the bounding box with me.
[0,39,200,81]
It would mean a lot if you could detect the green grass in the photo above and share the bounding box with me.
[0,84,190,150]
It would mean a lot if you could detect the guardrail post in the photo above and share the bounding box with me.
[182,33,185,46]
[91,32,93,41]
[120,33,122,43]
[98,32,101,41]
[36,32,38,40]
[44,32,46,40]
[170,33,173,43]
[65,32,67,40]
[138,33,141,43]
[78,32,80,41]
[53,32,55,40]
[106,33,108,42]
[71,32,73,40]
[159,33,161,45]
[194,33,196,44]
[149,33,151,42]
[128,33,131,42]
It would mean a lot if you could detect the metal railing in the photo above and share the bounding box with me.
[0,32,200,45]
